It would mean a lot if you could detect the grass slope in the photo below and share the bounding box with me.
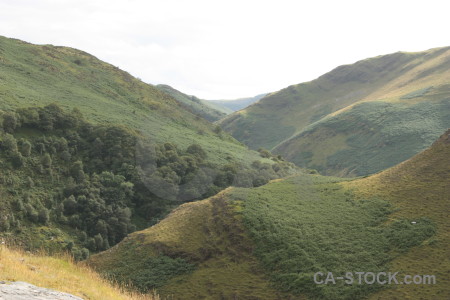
[219,46,450,175]
[277,88,450,176]
[344,129,450,299]
[0,35,262,166]
[90,131,449,299]
[156,84,226,122]
[0,245,157,300]
[88,189,285,300]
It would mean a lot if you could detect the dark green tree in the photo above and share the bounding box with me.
[2,113,18,133]
[20,140,32,157]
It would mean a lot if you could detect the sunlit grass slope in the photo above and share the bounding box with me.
[219,46,450,175]
[344,129,450,299]
[0,35,262,166]
[0,245,157,300]
[88,189,284,300]
[277,88,450,176]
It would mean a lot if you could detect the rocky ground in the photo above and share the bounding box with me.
[0,281,83,300]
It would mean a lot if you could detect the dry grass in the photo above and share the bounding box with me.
[89,189,283,299]
[0,245,158,300]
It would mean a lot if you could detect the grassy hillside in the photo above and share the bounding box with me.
[0,105,296,258]
[0,35,264,167]
[89,131,449,299]
[0,245,157,300]
[277,88,450,176]
[219,46,450,176]
[88,189,286,300]
[208,93,267,113]
[344,129,450,300]
[155,84,226,122]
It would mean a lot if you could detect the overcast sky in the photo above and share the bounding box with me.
[0,0,449,99]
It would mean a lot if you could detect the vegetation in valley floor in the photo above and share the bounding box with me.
[90,161,443,299]
[0,104,297,258]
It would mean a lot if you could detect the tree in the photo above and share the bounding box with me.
[80,248,90,260]
[253,176,269,187]
[38,110,54,131]
[25,204,39,223]
[11,151,25,168]
[94,234,104,250]
[0,218,10,232]
[63,195,78,215]
[87,238,97,251]
[2,113,18,133]
[2,134,18,152]
[38,208,50,224]
[20,140,32,157]
[186,144,207,161]
[41,153,52,169]
[213,125,222,134]
[26,176,34,188]
[258,148,272,158]
[60,150,71,162]
[35,142,45,155]
[95,220,108,236]
[17,107,39,127]
[13,198,24,212]
[71,161,85,183]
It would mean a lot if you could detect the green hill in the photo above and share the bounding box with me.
[345,129,450,299]
[0,36,298,256]
[0,35,263,167]
[89,130,449,300]
[219,46,450,176]
[155,84,226,122]
[208,93,267,113]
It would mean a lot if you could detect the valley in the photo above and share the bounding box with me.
[1,35,449,300]
[219,46,450,176]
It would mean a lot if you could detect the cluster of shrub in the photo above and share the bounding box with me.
[0,104,296,258]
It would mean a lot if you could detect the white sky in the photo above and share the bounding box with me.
[0,0,449,99]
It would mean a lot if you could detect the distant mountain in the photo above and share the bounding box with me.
[155,84,267,118]
[156,84,226,122]
[208,93,267,113]
[219,46,450,176]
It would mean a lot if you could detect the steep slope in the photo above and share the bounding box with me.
[208,93,267,113]
[89,131,449,299]
[0,35,299,258]
[0,104,296,259]
[276,85,450,176]
[0,245,155,300]
[155,84,226,122]
[0,35,262,166]
[219,46,450,176]
[344,129,450,299]
[88,189,285,300]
